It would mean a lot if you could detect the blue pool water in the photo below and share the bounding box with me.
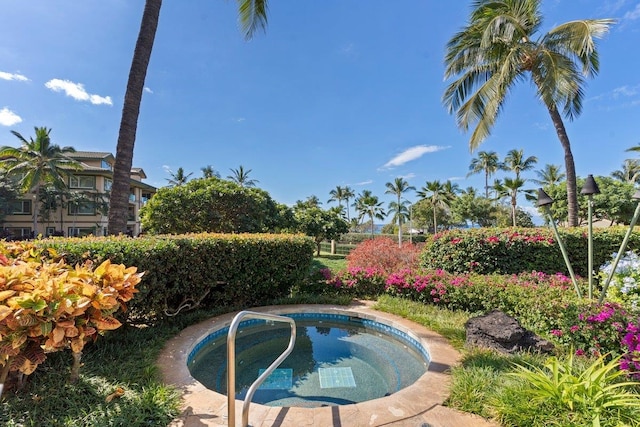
[188,313,430,407]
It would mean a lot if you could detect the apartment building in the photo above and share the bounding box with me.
[2,151,156,238]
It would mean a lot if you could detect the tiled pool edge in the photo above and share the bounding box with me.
[159,302,499,427]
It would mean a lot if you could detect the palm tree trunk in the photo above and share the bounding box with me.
[32,185,40,237]
[547,105,578,227]
[484,171,489,198]
[433,207,438,234]
[108,0,162,235]
[511,192,517,226]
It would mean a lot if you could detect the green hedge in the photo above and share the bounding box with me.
[36,233,315,320]
[421,227,640,277]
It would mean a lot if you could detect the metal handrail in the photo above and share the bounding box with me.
[227,311,296,427]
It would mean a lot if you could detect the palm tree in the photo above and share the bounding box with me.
[417,180,454,234]
[227,165,258,187]
[532,164,566,187]
[387,201,410,242]
[504,149,538,180]
[200,165,220,179]
[384,177,415,246]
[328,186,348,218]
[0,127,79,235]
[611,159,640,184]
[166,167,192,186]
[467,151,502,198]
[443,0,614,227]
[342,186,355,222]
[354,190,386,237]
[108,0,269,234]
[495,177,526,226]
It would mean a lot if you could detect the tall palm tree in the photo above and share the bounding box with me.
[611,159,640,184]
[532,164,566,187]
[417,180,454,234]
[0,127,79,235]
[495,177,526,226]
[227,165,258,187]
[443,0,614,227]
[387,201,410,242]
[467,151,502,198]
[503,149,538,180]
[384,177,415,246]
[200,165,220,179]
[328,185,347,217]
[342,186,355,222]
[108,0,269,234]
[354,190,386,237]
[166,167,192,186]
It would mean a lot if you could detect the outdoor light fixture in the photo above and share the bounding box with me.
[537,188,581,298]
[599,188,640,303]
[581,175,600,298]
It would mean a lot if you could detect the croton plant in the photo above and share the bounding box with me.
[0,241,142,392]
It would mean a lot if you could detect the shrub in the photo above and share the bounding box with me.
[0,241,142,389]
[36,233,315,321]
[599,250,640,311]
[421,227,640,277]
[346,237,421,275]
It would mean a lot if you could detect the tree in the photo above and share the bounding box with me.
[503,149,537,180]
[0,127,79,235]
[328,186,350,219]
[354,190,386,237]
[108,0,269,235]
[200,165,220,179]
[140,177,281,234]
[417,180,455,234]
[293,206,348,256]
[342,186,355,222]
[166,167,192,186]
[384,177,415,246]
[494,177,526,226]
[611,159,640,185]
[227,165,258,188]
[444,0,614,227]
[0,172,19,226]
[533,164,566,187]
[467,151,502,198]
[296,195,322,209]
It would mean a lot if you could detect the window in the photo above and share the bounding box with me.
[101,160,112,170]
[69,201,96,216]
[7,228,32,238]
[104,178,112,192]
[11,200,32,215]
[68,227,95,237]
[70,175,96,189]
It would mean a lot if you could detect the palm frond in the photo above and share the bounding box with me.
[237,0,268,40]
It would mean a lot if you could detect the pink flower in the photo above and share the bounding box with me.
[551,329,563,337]
[570,325,580,333]
[575,349,585,356]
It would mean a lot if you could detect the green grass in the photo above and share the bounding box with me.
[311,253,347,273]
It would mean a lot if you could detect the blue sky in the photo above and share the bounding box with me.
[1,1,639,223]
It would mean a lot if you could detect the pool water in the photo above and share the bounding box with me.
[188,313,429,407]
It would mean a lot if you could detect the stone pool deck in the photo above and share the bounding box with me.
[158,301,500,427]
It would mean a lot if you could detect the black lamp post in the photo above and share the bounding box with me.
[599,188,640,303]
[537,188,581,298]
[580,175,600,299]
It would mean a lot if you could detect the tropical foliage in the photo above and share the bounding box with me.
[443,0,614,226]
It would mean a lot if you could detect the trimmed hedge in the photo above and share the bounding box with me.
[421,227,640,277]
[35,233,315,320]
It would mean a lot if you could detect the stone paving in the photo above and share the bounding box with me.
[158,302,500,427]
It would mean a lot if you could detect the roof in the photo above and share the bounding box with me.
[68,151,114,161]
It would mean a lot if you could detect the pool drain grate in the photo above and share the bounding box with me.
[258,368,293,389]
[318,367,356,388]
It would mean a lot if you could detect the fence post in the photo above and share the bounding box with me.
[331,240,336,255]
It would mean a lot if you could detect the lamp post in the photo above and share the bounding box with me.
[537,188,582,298]
[599,189,640,303]
[580,175,600,299]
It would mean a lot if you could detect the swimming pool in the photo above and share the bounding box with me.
[188,312,430,407]
[159,304,467,426]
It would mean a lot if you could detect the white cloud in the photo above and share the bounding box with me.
[0,71,29,82]
[447,176,465,181]
[44,78,112,106]
[0,107,23,126]
[144,87,153,94]
[381,145,450,169]
[352,180,373,186]
[624,3,640,20]
[398,173,416,180]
